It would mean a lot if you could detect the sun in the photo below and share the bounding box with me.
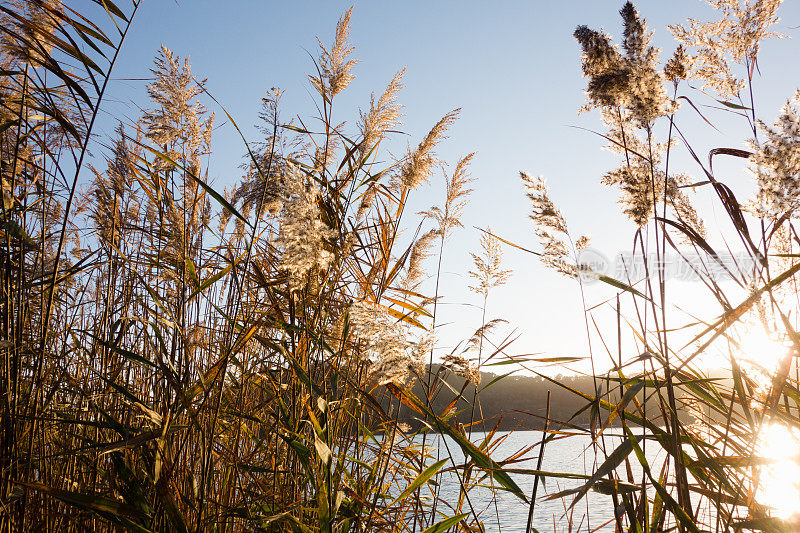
[756,423,800,520]
[738,324,790,377]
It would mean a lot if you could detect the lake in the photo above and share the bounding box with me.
[422,429,671,533]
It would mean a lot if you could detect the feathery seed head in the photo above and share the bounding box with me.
[576,4,666,125]
[309,7,358,98]
[232,163,284,221]
[750,90,800,218]
[469,228,512,296]
[574,26,629,110]
[441,353,481,386]
[3,0,63,66]
[349,301,424,387]
[360,69,405,155]
[575,235,591,250]
[664,45,690,84]
[670,0,783,97]
[521,172,578,277]
[397,109,460,190]
[276,165,337,291]
[403,229,440,290]
[420,151,475,237]
[143,46,213,169]
[621,2,646,60]
[521,172,569,234]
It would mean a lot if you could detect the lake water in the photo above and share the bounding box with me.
[422,429,671,533]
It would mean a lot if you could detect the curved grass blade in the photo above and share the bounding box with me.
[421,513,470,533]
[387,384,529,503]
[389,459,448,507]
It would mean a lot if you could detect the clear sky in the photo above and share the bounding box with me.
[103,1,800,375]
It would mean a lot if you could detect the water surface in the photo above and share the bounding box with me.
[422,429,668,533]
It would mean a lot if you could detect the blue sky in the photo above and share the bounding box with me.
[103,1,800,374]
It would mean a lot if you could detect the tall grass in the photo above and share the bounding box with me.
[520,0,800,531]
[1,2,531,532]
[6,0,799,532]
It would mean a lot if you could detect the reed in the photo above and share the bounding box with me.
[0,2,528,531]
[519,1,800,531]
[4,0,797,531]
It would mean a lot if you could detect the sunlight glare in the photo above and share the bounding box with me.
[756,423,800,520]
[739,326,789,376]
